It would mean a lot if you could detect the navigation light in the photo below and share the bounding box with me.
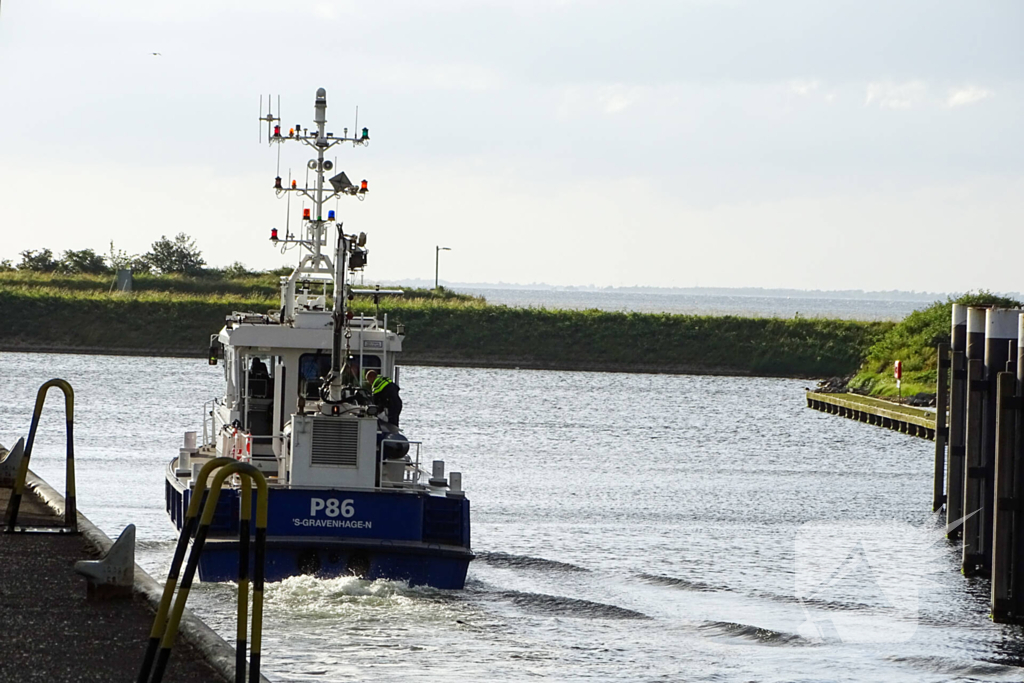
[328,210,336,221]
[292,179,297,189]
[360,180,368,193]
[271,228,279,241]
[273,125,281,137]
[361,127,369,141]
[303,209,311,220]
[274,176,282,189]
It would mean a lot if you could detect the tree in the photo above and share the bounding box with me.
[0,259,14,272]
[18,249,57,271]
[145,233,206,275]
[107,241,152,274]
[57,248,109,274]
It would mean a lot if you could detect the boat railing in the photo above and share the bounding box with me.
[380,439,425,488]
[201,398,218,446]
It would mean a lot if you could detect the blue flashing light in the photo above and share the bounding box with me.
[328,210,336,221]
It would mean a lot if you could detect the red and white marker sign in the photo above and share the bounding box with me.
[894,360,902,380]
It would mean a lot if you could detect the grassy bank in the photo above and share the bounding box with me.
[0,280,888,377]
[0,271,476,302]
[849,292,1023,397]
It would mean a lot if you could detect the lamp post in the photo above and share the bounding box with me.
[435,246,451,290]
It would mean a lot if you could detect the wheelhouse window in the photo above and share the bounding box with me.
[299,351,333,399]
[299,352,381,398]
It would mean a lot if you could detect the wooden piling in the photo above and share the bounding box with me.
[947,304,968,538]
[934,342,950,512]
[991,372,1018,622]
[963,355,987,575]
[979,310,1021,571]
[1012,317,1024,622]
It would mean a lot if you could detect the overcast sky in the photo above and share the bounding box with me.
[1,1,1020,291]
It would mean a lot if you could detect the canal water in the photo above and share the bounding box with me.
[2,351,1022,682]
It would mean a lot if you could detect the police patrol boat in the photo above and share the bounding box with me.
[164,88,473,589]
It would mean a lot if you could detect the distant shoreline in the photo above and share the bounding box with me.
[0,344,801,378]
[0,276,891,380]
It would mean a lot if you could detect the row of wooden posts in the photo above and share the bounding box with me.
[933,304,1024,623]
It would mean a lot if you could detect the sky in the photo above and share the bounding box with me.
[0,0,1021,291]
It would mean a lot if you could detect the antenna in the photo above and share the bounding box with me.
[259,95,263,143]
[353,106,359,142]
[285,169,292,239]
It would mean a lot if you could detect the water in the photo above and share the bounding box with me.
[454,288,934,321]
[2,351,1023,682]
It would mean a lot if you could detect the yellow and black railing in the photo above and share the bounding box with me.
[138,457,234,682]
[140,459,268,683]
[5,378,77,534]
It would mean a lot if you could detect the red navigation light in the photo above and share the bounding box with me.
[271,228,279,241]
[303,208,311,220]
[274,176,282,189]
[273,125,281,137]
[360,179,368,193]
[291,179,297,189]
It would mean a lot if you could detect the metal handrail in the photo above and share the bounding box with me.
[5,379,77,534]
[380,439,423,486]
[141,459,269,683]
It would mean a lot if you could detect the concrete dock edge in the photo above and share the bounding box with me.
[24,469,272,683]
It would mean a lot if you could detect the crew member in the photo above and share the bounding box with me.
[365,370,402,427]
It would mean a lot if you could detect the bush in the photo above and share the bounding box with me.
[0,259,14,273]
[18,249,57,272]
[145,233,206,275]
[223,261,255,278]
[850,290,1023,396]
[107,241,152,274]
[57,248,109,274]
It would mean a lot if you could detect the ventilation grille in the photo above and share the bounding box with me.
[310,419,359,467]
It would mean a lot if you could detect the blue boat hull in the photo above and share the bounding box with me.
[195,539,472,588]
[165,468,473,589]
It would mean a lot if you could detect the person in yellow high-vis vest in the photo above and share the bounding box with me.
[366,370,403,427]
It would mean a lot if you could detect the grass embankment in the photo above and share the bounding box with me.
[0,271,473,301]
[0,273,889,377]
[849,292,1023,397]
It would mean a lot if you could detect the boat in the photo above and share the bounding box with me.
[164,88,473,589]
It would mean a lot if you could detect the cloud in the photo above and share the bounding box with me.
[371,61,500,92]
[789,80,819,96]
[864,81,927,109]
[557,84,650,118]
[598,85,642,114]
[946,86,992,108]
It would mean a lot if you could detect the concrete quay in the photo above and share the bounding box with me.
[0,470,260,682]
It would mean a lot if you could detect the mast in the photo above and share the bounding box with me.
[262,88,371,401]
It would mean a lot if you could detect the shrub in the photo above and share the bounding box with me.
[18,249,57,271]
[850,290,1023,396]
[223,261,255,278]
[57,248,109,274]
[145,233,206,275]
[107,241,152,274]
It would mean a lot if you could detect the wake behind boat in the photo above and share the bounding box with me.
[164,88,473,589]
